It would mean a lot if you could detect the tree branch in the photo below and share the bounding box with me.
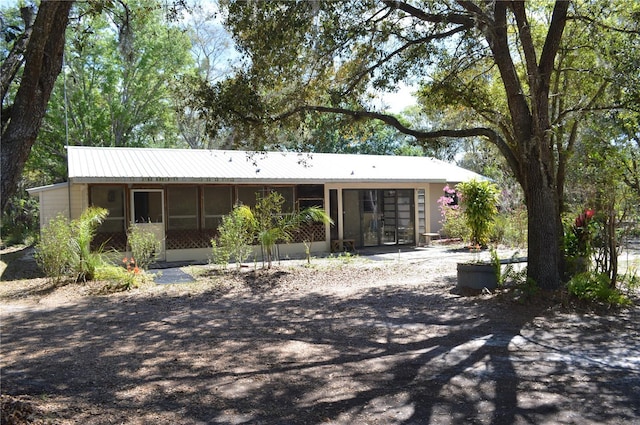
[511,1,539,90]
[342,23,472,97]
[273,104,521,179]
[382,0,474,26]
[570,14,640,35]
[539,1,570,83]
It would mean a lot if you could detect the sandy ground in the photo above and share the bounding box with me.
[1,243,640,424]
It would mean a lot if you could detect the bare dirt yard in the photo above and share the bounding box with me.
[1,243,640,424]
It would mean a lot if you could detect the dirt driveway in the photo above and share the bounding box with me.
[1,245,640,424]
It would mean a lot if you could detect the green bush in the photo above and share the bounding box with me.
[491,208,527,247]
[212,205,255,269]
[71,207,109,281]
[95,264,143,292]
[35,207,108,283]
[567,272,631,306]
[34,214,74,284]
[127,225,161,270]
[457,179,499,247]
[1,194,39,246]
[439,206,470,240]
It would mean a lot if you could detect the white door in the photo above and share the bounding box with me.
[131,189,166,261]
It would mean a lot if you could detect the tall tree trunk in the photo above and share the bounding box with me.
[524,161,563,290]
[0,1,73,212]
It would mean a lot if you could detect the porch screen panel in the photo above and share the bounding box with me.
[203,186,233,229]
[237,186,263,208]
[90,186,125,233]
[270,187,294,213]
[297,185,324,210]
[167,186,198,230]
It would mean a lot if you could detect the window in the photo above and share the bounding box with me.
[167,186,198,230]
[90,185,125,233]
[203,186,233,229]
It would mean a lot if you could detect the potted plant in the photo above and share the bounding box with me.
[455,179,500,289]
[456,260,499,290]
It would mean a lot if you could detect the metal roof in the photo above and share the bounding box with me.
[66,146,484,184]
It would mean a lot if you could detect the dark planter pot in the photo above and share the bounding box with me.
[456,262,498,290]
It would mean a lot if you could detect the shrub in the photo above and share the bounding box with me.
[212,205,255,269]
[0,193,39,246]
[491,208,528,247]
[34,214,74,284]
[71,207,109,282]
[567,272,631,306]
[457,179,499,247]
[563,208,596,277]
[95,264,139,292]
[127,225,161,270]
[253,192,293,268]
[35,207,108,283]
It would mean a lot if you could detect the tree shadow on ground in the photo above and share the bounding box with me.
[2,280,639,424]
[0,246,44,281]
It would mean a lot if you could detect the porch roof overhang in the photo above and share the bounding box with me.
[65,146,484,185]
[26,182,69,197]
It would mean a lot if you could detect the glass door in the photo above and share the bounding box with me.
[382,189,415,245]
[396,189,414,244]
[382,190,397,245]
[342,189,415,248]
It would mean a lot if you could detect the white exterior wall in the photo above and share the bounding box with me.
[69,183,88,220]
[37,185,70,228]
[429,183,448,233]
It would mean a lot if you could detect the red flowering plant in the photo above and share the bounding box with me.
[122,257,141,275]
[564,208,596,275]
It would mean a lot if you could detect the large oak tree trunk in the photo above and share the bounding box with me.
[524,159,563,290]
[1,1,73,212]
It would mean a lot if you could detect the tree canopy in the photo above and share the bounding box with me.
[1,0,72,211]
[194,0,640,289]
[24,0,196,186]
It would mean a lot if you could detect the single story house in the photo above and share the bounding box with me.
[28,146,484,262]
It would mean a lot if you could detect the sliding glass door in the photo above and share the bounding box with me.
[342,189,415,247]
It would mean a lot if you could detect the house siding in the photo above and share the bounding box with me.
[429,183,448,233]
[70,184,88,220]
[38,185,70,228]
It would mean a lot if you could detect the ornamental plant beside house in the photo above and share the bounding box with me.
[35,206,109,283]
[212,191,332,269]
[456,179,500,248]
[35,206,153,291]
[437,185,469,241]
[454,179,501,290]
